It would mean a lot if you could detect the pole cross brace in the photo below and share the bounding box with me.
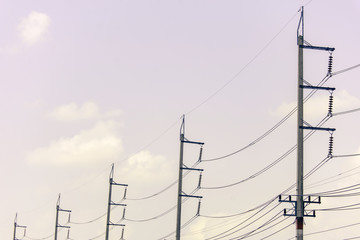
[304,196,321,204]
[108,222,125,227]
[181,167,203,172]
[180,194,203,199]
[278,195,296,203]
[59,208,72,213]
[182,140,205,145]
[57,225,70,229]
[300,45,335,52]
[300,85,336,91]
[110,202,127,207]
[284,208,296,217]
[111,181,128,187]
[300,126,336,132]
[304,210,316,217]
[15,224,26,229]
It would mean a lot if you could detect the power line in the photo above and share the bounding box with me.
[125,189,198,223]
[204,199,280,240]
[202,116,331,190]
[201,74,332,162]
[302,222,360,237]
[185,10,300,115]
[332,107,360,116]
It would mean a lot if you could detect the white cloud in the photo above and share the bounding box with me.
[333,90,360,113]
[18,11,50,45]
[48,102,100,121]
[47,102,122,122]
[270,90,360,120]
[27,120,123,166]
[120,150,174,184]
[269,100,296,118]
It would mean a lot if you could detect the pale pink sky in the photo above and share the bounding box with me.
[1,0,360,239]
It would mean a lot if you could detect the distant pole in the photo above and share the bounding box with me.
[13,213,26,240]
[176,115,185,240]
[55,195,60,240]
[105,164,114,240]
[297,6,304,240]
[105,164,127,240]
[13,214,17,240]
[54,194,71,240]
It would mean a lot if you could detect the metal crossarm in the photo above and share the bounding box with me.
[108,222,125,227]
[182,140,204,145]
[181,167,203,171]
[300,126,336,132]
[300,45,335,52]
[180,194,203,199]
[300,85,335,91]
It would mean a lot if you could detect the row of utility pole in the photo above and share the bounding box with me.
[13,6,338,240]
[13,167,128,240]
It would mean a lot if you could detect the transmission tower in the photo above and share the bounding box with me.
[176,115,204,240]
[279,7,336,240]
[105,164,127,240]
[13,213,26,240]
[54,194,71,240]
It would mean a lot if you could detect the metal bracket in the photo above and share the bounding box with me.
[300,45,335,52]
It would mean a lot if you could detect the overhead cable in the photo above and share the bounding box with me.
[202,75,331,162]
[202,116,331,190]
[186,10,300,115]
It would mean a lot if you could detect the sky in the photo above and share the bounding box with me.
[1,0,360,239]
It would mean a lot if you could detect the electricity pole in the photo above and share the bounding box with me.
[296,7,304,240]
[13,213,26,240]
[105,164,127,240]
[175,118,185,240]
[55,194,71,240]
[295,7,335,240]
[176,115,204,240]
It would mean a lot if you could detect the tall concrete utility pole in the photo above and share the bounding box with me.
[105,164,127,240]
[296,6,305,240]
[175,117,185,240]
[13,213,26,240]
[54,194,71,240]
[176,115,204,240]
[295,6,335,239]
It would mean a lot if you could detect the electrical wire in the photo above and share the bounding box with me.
[309,183,360,197]
[229,212,290,239]
[202,116,331,190]
[70,211,107,225]
[179,196,280,238]
[205,199,280,240]
[331,63,360,76]
[332,107,360,116]
[260,221,293,240]
[305,164,360,190]
[24,231,58,240]
[156,215,199,240]
[333,153,360,158]
[186,10,300,116]
[126,151,201,200]
[202,74,331,162]
[316,202,360,212]
[125,188,199,223]
[201,197,278,219]
[302,221,360,237]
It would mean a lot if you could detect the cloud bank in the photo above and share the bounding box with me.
[18,11,50,45]
[47,102,122,122]
[27,120,123,167]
